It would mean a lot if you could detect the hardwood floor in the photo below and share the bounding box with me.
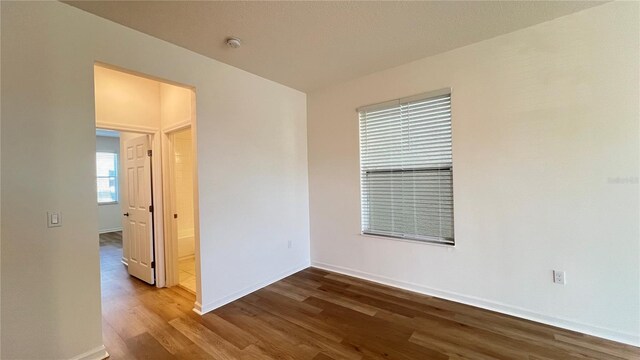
[99,232,639,359]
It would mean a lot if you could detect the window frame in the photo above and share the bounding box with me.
[96,151,119,205]
[357,88,454,246]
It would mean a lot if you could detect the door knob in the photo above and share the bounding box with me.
[123,212,129,217]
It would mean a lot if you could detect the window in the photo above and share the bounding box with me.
[96,152,118,204]
[358,89,454,245]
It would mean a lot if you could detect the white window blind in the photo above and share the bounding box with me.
[358,89,454,245]
[96,152,119,204]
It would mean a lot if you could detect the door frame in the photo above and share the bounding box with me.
[97,124,167,288]
[162,122,201,298]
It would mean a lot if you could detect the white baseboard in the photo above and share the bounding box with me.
[311,261,640,347]
[98,227,123,234]
[195,262,309,315]
[193,301,204,315]
[69,345,109,360]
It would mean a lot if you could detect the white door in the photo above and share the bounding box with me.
[122,134,155,284]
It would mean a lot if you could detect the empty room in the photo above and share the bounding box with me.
[1,1,638,359]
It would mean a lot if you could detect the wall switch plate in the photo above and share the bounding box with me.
[553,270,566,285]
[47,212,62,228]
[287,240,292,248]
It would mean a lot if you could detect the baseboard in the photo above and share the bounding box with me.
[193,301,204,315]
[69,345,109,360]
[98,227,123,234]
[311,261,640,347]
[195,262,309,315]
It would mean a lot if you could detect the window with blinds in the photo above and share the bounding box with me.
[358,89,454,245]
[96,152,119,204]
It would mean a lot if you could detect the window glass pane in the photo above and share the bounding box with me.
[96,152,117,177]
[96,152,118,203]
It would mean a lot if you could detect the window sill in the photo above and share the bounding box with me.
[359,232,455,248]
[98,201,119,206]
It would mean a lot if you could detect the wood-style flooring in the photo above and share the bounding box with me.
[99,232,639,359]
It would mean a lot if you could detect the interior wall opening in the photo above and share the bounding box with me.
[93,63,199,305]
[171,127,196,293]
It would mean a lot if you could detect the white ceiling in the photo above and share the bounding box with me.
[64,1,604,92]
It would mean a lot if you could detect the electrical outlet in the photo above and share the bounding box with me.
[287,240,292,248]
[553,270,566,285]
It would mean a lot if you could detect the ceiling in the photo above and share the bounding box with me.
[64,1,604,92]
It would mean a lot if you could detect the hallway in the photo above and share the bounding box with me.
[99,232,198,359]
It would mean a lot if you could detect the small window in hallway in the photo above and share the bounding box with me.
[96,152,118,204]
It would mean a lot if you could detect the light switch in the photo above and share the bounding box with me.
[48,212,62,228]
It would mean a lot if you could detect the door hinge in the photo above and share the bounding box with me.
[149,205,154,213]
[151,261,155,269]
[147,149,152,157]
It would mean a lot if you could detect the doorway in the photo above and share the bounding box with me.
[96,129,156,285]
[121,132,156,284]
[168,127,197,293]
[96,129,127,290]
[94,63,199,302]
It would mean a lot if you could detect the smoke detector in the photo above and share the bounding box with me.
[226,37,242,49]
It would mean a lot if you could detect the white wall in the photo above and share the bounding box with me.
[307,2,639,346]
[160,83,193,131]
[1,2,309,359]
[96,135,122,234]
[94,66,161,129]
